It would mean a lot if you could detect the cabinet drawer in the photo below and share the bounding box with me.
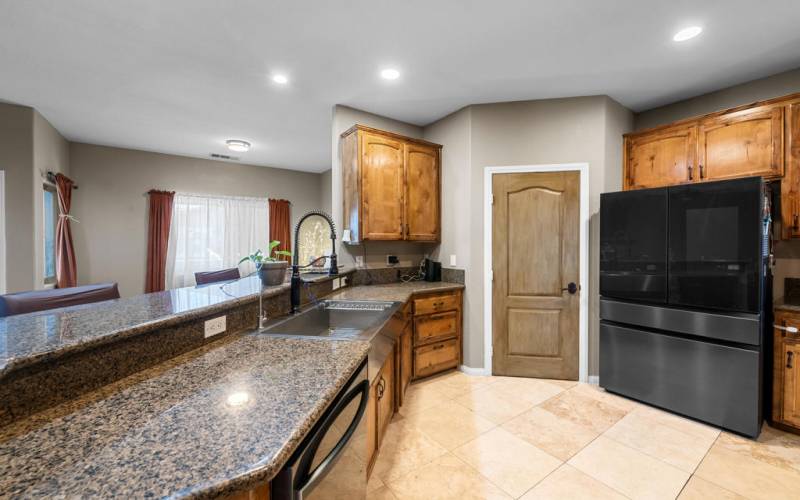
[414,339,459,378]
[414,293,459,316]
[414,311,457,344]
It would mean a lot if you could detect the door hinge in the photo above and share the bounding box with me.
[490,194,495,205]
[489,269,494,282]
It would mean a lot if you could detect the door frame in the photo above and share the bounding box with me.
[483,163,590,382]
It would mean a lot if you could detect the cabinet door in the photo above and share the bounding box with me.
[400,324,412,403]
[404,143,440,241]
[376,355,395,445]
[783,341,800,428]
[698,105,784,181]
[361,132,405,240]
[625,125,697,189]
[782,102,800,239]
[365,379,378,469]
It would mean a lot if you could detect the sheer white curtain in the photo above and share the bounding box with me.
[166,193,269,289]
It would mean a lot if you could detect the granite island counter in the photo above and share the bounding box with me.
[0,332,370,498]
[0,271,352,424]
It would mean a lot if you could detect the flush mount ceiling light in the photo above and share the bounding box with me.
[272,74,288,84]
[673,26,703,42]
[226,391,250,407]
[380,68,400,80]
[226,140,251,152]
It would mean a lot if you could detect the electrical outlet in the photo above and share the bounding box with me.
[450,254,457,267]
[331,277,341,290]
[355,255,364,268]
[204,316,226,338]
[386,255,399,265]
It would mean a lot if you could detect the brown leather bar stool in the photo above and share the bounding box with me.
[0,283,120,317]
[194,267,241,286]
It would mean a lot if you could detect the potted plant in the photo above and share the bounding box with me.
[239,241,292,287]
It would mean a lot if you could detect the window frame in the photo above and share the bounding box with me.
[43,183,58,285]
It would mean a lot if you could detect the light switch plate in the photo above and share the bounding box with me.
[355,256,364,268]
[204,316,226,338]
[450,254,457,266]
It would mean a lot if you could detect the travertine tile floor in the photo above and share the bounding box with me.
[367,371,800,500]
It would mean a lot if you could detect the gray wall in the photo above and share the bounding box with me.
[0,103,34,293]
[69,143,325,297]
[331,105,436,269]
[0,103,69,293]
[635,67,800,130]
[33,110,70,287]
[463,96,633,374]
[319,168,332,215]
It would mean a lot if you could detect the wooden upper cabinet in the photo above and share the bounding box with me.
[361,132,405,240]
[698,105,784,182]
[405,143,440,241]
[625,124,697,189]
[782,101,800,239]
[341,125,442,243]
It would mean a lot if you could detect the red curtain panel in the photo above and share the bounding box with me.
[269,199,291,261]
[145,190,175,293]
[54,173,78,288]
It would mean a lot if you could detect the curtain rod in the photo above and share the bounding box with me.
[46,171,78,189]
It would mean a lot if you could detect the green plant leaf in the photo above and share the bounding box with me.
[275,250,293,256]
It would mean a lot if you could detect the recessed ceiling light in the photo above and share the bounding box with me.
[673,26,702,42]
[380,68,400,80]
[226,140,251,153]
[272,74,288,84]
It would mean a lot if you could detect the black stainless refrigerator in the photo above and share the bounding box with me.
[599,176,772,438]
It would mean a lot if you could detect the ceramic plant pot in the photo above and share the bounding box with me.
[258,261,289,287]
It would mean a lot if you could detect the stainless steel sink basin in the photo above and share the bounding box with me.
[261,300,398,338]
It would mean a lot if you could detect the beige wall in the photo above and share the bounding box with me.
[634,67,800,130]
[0,103,34,293]
[33,110,70,288]
[331,105,436,269]
[70,143,325,297]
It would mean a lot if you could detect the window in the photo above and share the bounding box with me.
[43,184,58,284]
[165,193,269,289]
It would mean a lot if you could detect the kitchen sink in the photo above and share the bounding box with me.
[261,300,398,338]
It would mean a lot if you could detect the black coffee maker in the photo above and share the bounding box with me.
[423,258,442,282]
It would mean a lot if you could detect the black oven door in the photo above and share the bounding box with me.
[668,177,762,313]
[600,187,668,303]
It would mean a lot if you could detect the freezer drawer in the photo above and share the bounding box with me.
[600,321,762,437]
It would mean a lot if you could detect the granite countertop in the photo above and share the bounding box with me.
[328,280,464,303]
[0,270,353,378]
[0,333,369,498]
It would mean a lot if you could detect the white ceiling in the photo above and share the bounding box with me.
[1,0,799,173]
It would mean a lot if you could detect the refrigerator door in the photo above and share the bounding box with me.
[600,321,762,437]
[668,177,762,313]
[600,187,668,303]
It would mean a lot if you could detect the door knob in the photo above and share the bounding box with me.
[562,282,578,294]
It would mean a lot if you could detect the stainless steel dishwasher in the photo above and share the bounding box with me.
[271,359,369,500]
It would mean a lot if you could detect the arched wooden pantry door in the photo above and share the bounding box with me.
[491,171,580,379]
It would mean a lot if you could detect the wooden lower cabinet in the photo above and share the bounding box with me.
[366,353,395,475]
[399,322,413,404]
[411,290,463,381]
[772,310,800,434]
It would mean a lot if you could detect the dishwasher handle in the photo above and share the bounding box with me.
[295,379,369,498]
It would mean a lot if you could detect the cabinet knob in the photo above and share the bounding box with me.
[687,164,693,181]
[699,164,705,179]
[788,351,794,369]
[433,344,445,350]
[793,214,798,231]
